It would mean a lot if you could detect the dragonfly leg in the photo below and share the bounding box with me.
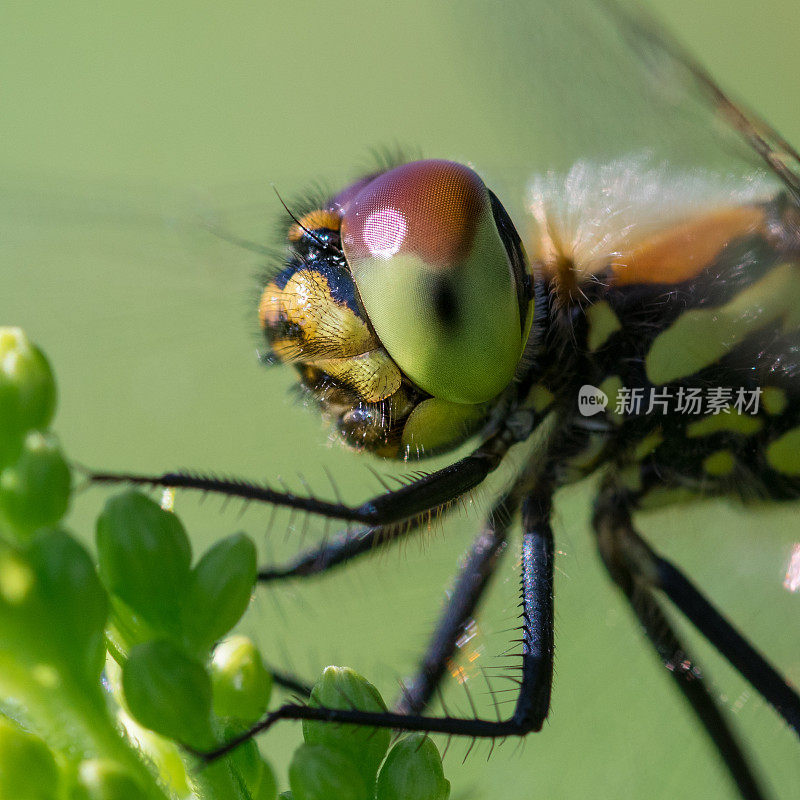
[596,484,800,736]
[593,486,773,800]
[191,483,557,762]
[89,429,513,527]
[652,545,800,736]
[261,663,314,697]
[258,522,425,583]
[393,497,514,715]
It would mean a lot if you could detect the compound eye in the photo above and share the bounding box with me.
[341,160,528,404]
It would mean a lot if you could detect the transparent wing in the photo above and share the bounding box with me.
[447,0,798,216]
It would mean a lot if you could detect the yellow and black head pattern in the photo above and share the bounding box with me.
[259,160,535,459]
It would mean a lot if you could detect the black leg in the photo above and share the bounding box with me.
[654,554,800,736]
[594,488,772,800]
[395,498,515,715]
[263,664,314,697]
[89,430,514,527]
[598,488,800,737]
[513,490,555,729]
[193,482,558,763]
[258,522,421,583]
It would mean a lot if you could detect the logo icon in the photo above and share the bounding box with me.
[578,384,608,416]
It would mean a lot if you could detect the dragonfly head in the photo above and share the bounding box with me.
[259,159,535,458]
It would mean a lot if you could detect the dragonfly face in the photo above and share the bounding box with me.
[260,160,534,457]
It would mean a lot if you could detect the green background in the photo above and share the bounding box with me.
[2,1,799,798]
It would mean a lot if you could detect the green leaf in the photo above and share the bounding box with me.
[181,533,257,653]
[122,639,215,750]
[210,635,272,724]
[73,759,145,800]
[0,328,56,469]
[255,763,278,800]
[376,734,450,800]
[289,744,369,800]
[0,716,59,800]
[224,737,277,800]
[0,431,71,538]
[302,666,391,789]
[96,491,191,639]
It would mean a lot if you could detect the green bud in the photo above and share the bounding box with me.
[0,530,107,690]
[23,529,109,686]
[0,328,56,468]
[289,744,368,800]
[181,533,257,654]
[279,793,294,800]
[96,491,191,639]
[303,666,391,788]
[210,635,272,724]
[376,734,450,800]
[0,431,71,537]
[122,639,215,750]
[73,759,144,800]
[0,716,59,800]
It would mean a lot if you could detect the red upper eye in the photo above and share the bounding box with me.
[340,160,487,268]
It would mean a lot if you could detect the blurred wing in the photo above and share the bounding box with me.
[452,0,799,216]
[606,0,800,201]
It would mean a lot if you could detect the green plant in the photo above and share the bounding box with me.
[0,327,449,800]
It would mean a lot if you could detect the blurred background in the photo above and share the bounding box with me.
[2,1,799,797]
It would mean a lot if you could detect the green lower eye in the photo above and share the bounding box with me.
[400,397,488,456]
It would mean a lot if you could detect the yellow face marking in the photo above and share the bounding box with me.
[313,350,402,403]
[766,428,800,475]
[703,450,736,476]
[646,262,800,385]
[686,413,763,437]
[762,386,788,416]
[611,206,766,286]
[260,271,377,361]
[586,301,622,351]
[288,209,341,241]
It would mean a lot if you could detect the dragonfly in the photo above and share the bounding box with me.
[78,0,800,797]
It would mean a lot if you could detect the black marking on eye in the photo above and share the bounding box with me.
[489,189,529,334]
[433,278,459,329]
